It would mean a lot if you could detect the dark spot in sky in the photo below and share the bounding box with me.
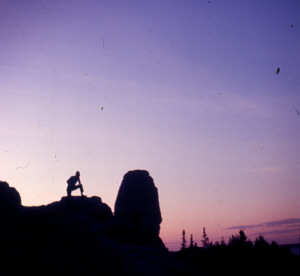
[291,24,293,28]
[294,107,300,116]
[54,154,59,162]
[276,67,280,74]
[101,106,104,110]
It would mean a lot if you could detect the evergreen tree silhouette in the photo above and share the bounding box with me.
[220,236,226,246]
[181,229,187,250]
[239,229,247,244]
[254,234,269,249]
[201,227,210,248]
[189,234,194,248]
[229,229,252,248]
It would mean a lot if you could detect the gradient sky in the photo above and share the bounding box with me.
[1,0,300,250]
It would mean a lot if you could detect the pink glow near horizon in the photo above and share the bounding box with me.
[1,1,299,249]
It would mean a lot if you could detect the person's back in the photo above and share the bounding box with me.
[67,176,78,187]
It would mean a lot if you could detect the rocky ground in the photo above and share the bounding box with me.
[0,172,197,275]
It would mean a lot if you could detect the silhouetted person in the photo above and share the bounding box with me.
[67,171,85,197]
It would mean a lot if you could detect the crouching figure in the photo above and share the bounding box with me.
[67,171,84,197]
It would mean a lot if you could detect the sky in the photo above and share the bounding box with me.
[0,0,300,250]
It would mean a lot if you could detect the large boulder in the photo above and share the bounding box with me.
[0,181,21,213]
[114,170,163,246]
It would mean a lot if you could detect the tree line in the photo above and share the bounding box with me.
[180,227,279,250]
[177,228,298,275]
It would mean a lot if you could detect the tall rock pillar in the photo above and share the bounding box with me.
[114,170,163,247]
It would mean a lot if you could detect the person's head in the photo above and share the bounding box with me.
[76,171,80,178]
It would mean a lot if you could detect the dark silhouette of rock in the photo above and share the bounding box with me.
[0,177,197,275]
[0,181,21,213]
[22,195,113,226]
[114,170,163,246]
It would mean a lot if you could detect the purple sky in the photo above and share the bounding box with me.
[1,1,300,250]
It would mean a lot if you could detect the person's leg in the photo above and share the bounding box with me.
[79,184,84,195]
[70,185,84,196]
[67,187,72,197]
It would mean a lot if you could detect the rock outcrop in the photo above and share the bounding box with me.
[0,181,21,213]
[114,170,163,246]
[0,173,196,275]
[22,195,113,223]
